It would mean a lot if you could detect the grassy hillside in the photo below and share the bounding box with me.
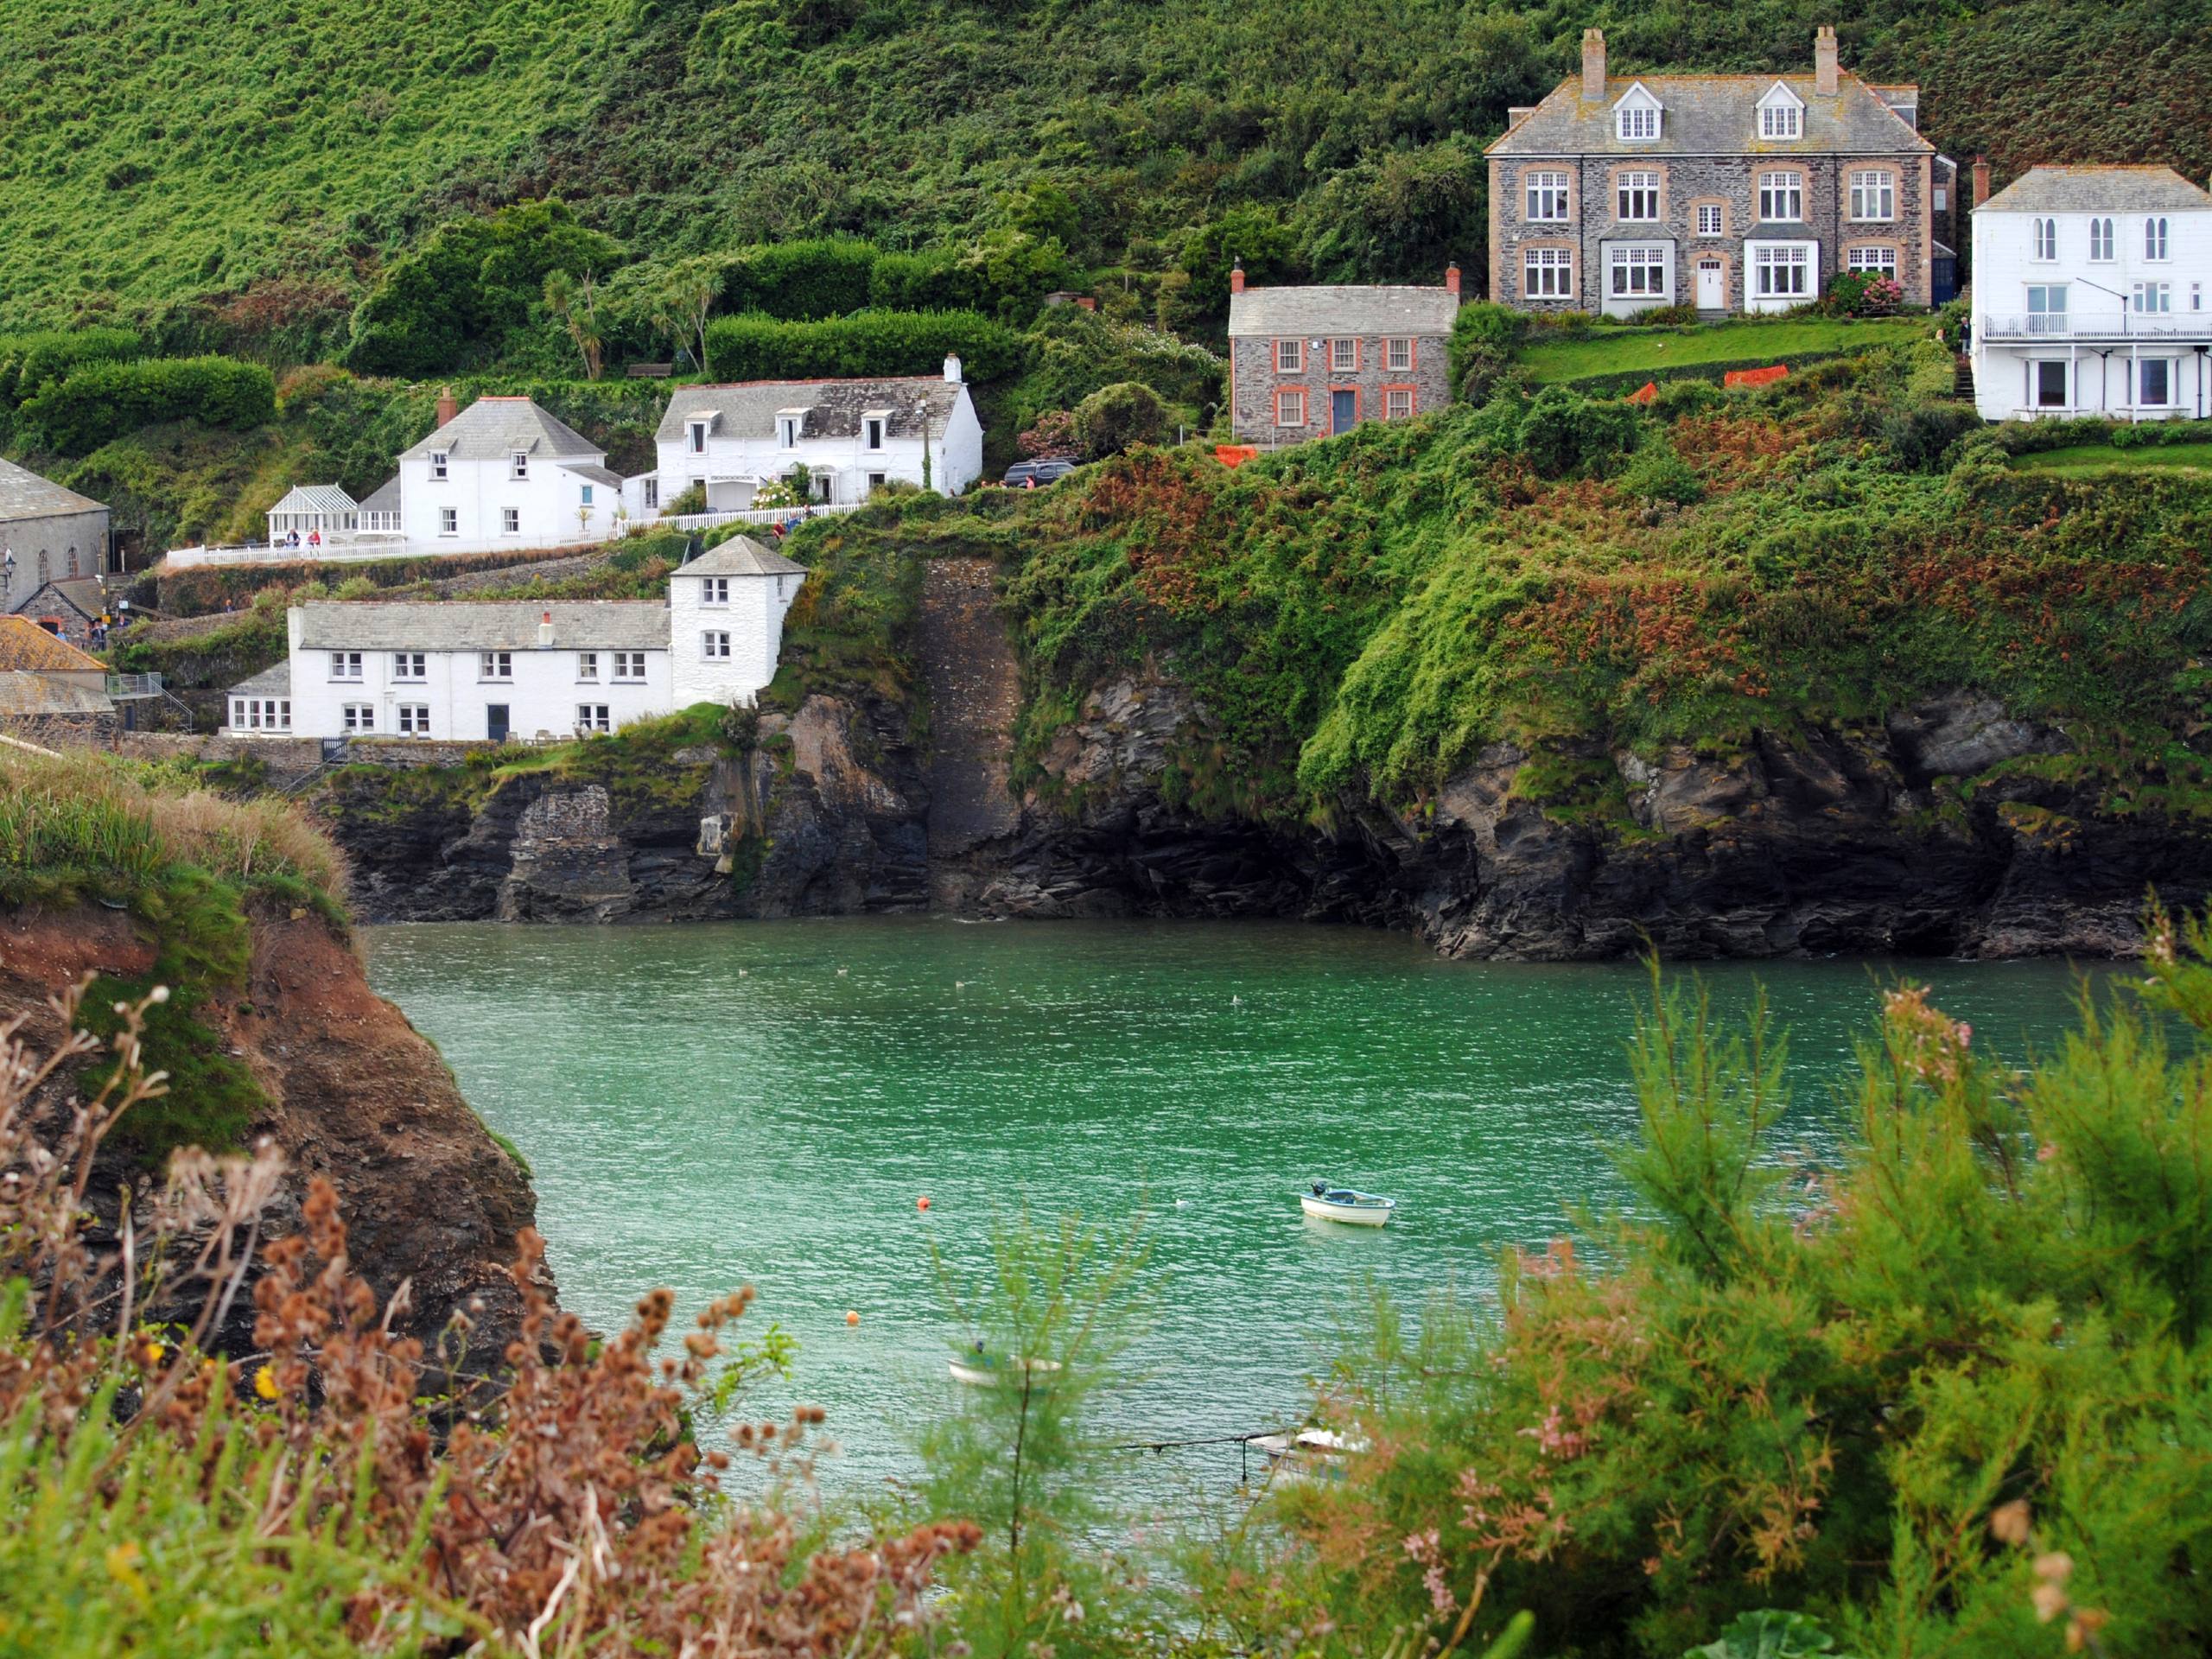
[3,0,2208,344]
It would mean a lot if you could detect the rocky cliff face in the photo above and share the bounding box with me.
[0,905,547,1362]
[308,559,2207,960]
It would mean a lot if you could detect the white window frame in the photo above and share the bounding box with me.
[778,416,801,448]
[1384,388,1414,419]
[862,415,887,450]
[2032,359,2070,409]
[440,507,458,536]
[1617,171,1660,222]
[1274,387,1306,427]
[501,507,520,535]
[1274,339,1303,373]
[2088,217,2115,262]
[612,651,646,683]
[1759,104,1801,139]
[2147,217,2171,261]
[580,484,594,507]
[576,704,612,734]
[1696,204,1723,238]
[1385,337,1413,372]
[688,421,709,454]
[342,702,375,734]
[1752,243,1812,299]
[577,651,600,681]
[1758,171,1803,224]
[330,652,362,681]
[702,630,731,661]
[2133,281,2172,315]
[1523,170,1569,222]
[480,651,512,681]
[396,703,430,736]
[1330,338,1357,373]
[510,450,530,480]
[1523,247,1573,298]
[1608,245,1669,299]
[1847,247,1898,276]
[392,651,425,680]
[702,576,730,606]
[429,450,448,480]
[1848,170,1894,222]
[643,476,659,509]
[1614,92,1661,143]
[2034,218,2058,261]
[2135,358,2176,408]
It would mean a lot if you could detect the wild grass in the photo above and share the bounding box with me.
[1515,316,1926,385]
[2014,441,2212,475]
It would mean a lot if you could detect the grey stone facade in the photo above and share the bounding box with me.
[0,457,110,591]
[1486,29,1936,317]
[1225,280,1461,447]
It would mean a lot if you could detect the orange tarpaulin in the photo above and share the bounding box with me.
[1723,365,1789,390]
[1626,381,1658,404]
[1215,444,1261,467]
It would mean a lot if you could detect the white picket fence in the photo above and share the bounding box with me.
[659,504,861,533]
[162,531,618,569]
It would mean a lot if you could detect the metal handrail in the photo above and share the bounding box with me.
[1980,311,2204,340]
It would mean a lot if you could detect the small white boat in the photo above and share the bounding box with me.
[949,1347,1066,1388]
[1250,1427,1368,1482]
[1300,1182,1397,1225]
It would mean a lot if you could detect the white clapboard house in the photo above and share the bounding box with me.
[1970,165,2212,420]
[642,356,983,517]
[223,537,805,741]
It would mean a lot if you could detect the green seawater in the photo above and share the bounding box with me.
[362,917,2107,1497]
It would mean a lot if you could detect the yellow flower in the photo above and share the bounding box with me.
[254,1366,281,1402]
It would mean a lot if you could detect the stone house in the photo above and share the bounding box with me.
[0,456,109,597]
[1485,27,1937,317]
[1225,270,1462,447]
[0,614,116,746]
[5,574,109,650]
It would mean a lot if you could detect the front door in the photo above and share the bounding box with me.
[1695,258,1724,310]
[486,703,510,742]
[1331,389,1357,435]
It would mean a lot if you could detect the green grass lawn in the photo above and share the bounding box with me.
[1517,316,1928,385]
[2012,442,2212,476]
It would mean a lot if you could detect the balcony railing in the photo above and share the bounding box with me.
[1981,311,2211,340]
[105,672,165,699]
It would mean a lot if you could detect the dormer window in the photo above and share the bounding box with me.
[1756,82,1803,140]
[511,450,529,480]
[862,411,888,451]
[777,410,806,448]
[688,420,709,454]
[1613,83,1662,142]
[429,450,448,480]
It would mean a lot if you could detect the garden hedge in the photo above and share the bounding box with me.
[22,356,276,454]
[701,308,1023,383]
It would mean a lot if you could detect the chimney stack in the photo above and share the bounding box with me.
[1230,259,1245,296]
[1580,29,1606,101]
[538,610,554,648]
[1445,263,1461,299]
[1814,24,1839,95]
[1972,156,1990,208]
[943,353,963,385]
[435,385,458,428]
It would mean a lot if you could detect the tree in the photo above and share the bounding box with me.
[543,269,605,380]
[1072,381,1166,458]
[1180,206,1300,315]
[652,257,721,379]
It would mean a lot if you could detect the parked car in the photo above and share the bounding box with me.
[1001,459,1080,488]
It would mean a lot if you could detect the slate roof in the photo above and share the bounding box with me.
[658,379,965,444]
[7,577,105,621]
[0,671,111,718]
[397,397,604,463]
[1487,73,1931,157]
[293,600,669,652]
[0,456,105,524]
[1979,165,2212,215]
[676,535,807,579]
[269,484,359,517]
[0,614,104,671]
[226,662,293,697]
[557,461,626,487]
[1227,284,1461,338]
[359,476,403,513]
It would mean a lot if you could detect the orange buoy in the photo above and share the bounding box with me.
[845,1310,861,1326]
[917,1196,931,1211]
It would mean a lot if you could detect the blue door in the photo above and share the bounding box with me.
[1332,390,1357,434]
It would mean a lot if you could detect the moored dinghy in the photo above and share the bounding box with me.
[949,1341,1067,1387]
[1299,1181,1397,1225]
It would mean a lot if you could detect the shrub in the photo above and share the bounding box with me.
[1007,305,1223,431]
[1618,437,1705,505]
[702,308,1021,381]
[719,237,879,319]
[1180,204,1300,314]
[1882,400,1981,471]
[20,355,276,454]
[0,326,144,408]
[1019,409,1081,459]
[1071,381,1166,457]
[1450,303,1529,404]
[1820,270,1904,318]
[1518,384,1641,477]
[660,482,708,517]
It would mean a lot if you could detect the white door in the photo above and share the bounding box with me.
[1695,258,1724,309]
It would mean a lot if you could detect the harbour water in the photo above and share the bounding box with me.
[363,917,2104,1498]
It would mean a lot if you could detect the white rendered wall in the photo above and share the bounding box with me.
[668,569,806,708]
[398,455,620,548]
[284,614,675,741]
[655,387,984,506]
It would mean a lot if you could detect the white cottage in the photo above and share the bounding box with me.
[1970,164,2212,421]
[373,393,631,550]
[265,484,362,551]
[225,536,806,741]
[647,357,982,515]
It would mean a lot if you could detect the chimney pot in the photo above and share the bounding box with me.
[1230,259,1246,296]
[1972,156,1991,208]
[537,610,554,647]
[435,385,458,429]
[1445,263,1462,298]
[1814,24,1839,96]
[1580,28,1606,101]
